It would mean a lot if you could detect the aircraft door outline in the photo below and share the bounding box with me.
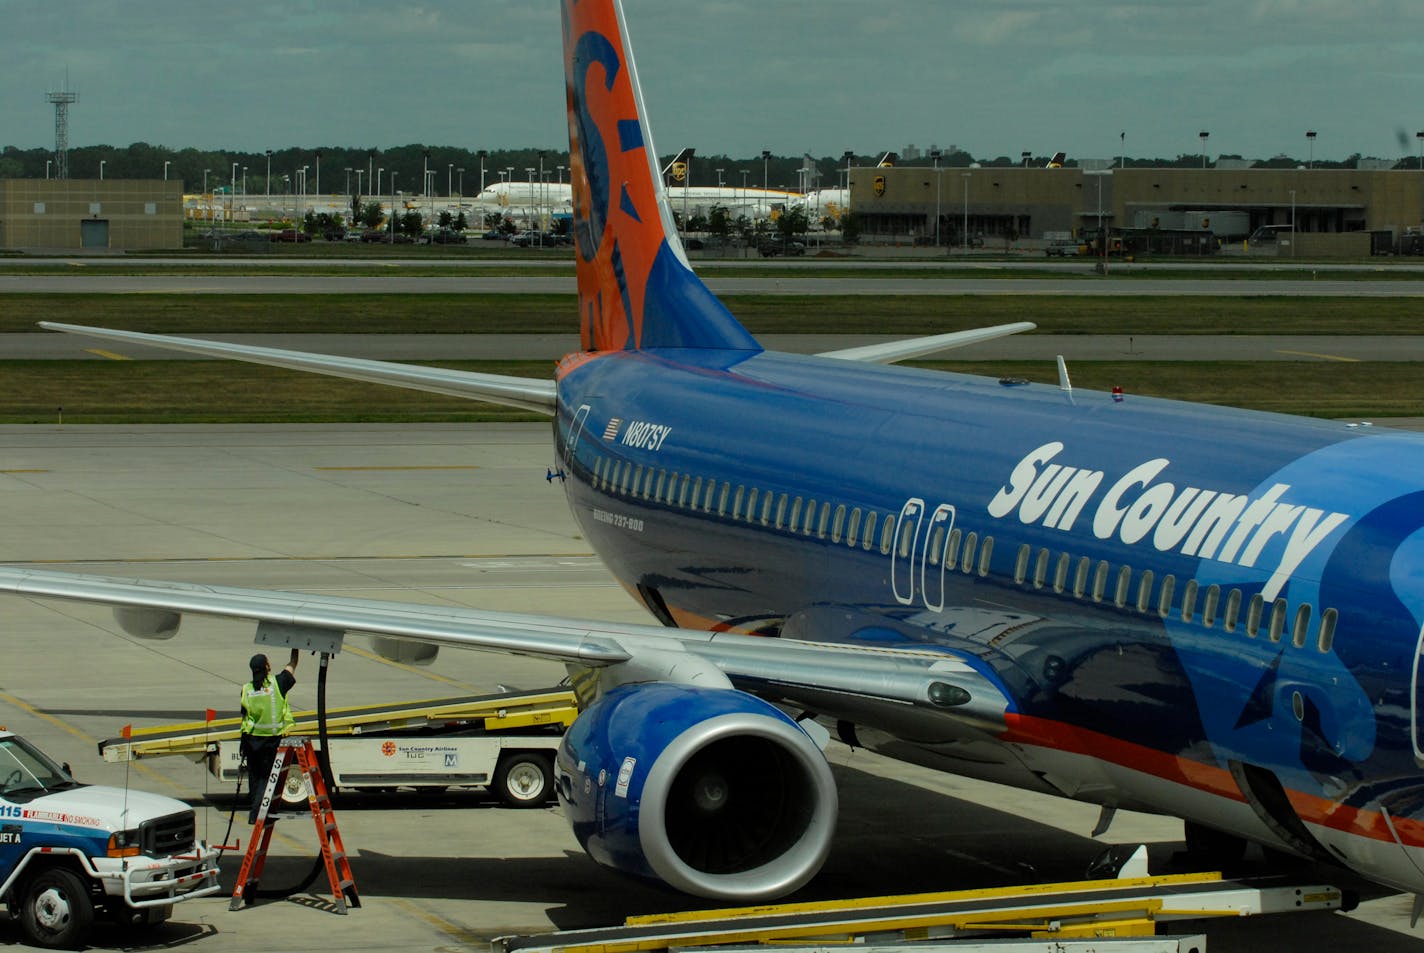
[891,498,926,606]
[1412,621,1424,767]
[919,504,957,612]
[564,404,592,465]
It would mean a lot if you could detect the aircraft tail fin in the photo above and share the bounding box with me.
[562,0,760,354]
[1046,152,1067,168]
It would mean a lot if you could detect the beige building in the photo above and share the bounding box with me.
[850,165,1424,256]
[0,179,184,251]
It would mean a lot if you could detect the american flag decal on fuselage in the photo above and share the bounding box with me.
[603,417,623,440]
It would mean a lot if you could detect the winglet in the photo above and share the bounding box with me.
[561,0,760,355]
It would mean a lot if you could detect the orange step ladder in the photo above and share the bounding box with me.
[229,737,360,913]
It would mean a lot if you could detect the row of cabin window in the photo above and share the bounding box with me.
[1010,543,1337,653]
[593,455,1001,579]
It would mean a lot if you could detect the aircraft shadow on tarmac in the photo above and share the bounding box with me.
[196,761,1419,950]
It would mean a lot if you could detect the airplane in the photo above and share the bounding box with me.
[4,0,1424,913]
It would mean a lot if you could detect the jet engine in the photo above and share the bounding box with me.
[556,682,837,900]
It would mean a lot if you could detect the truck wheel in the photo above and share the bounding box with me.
[493,752,554,808]
[20,868,94,949]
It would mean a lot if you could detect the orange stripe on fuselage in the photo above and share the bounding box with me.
[1005,712,1424,848]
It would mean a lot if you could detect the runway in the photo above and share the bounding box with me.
[8,331,1424,362]
[5,273,1424,295]
[0,423,1418,951]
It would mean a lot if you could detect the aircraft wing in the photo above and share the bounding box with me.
[817,322,1035,364]
[38,322,558,415]
[0,565,1008,731]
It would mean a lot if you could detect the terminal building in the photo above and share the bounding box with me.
[848,165,1424,257]
[0,180,184,251]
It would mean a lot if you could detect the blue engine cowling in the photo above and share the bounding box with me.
[556,682,838,900]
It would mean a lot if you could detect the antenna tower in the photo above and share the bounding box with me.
[46,87,79,180]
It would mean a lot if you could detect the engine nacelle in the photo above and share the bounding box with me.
[556,682,837,900]
[369,636,439,665]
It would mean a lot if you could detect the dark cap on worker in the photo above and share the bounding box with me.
[249,653,269,673]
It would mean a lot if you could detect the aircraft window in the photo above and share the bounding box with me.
[1181,579,1199,622]
[862,511,878,550]
[1157,574,1176,618]
[1114,566,1131,608]
[1136,570,1154,613]
[831,505,846,544]
[846,508,862,547]
[641,466,653,498]
[678,474,691,507]
[1292,603,1313,648]
[703,480,716,512]
[1246,593,1264,637]
[717,483,730,516]
[977,537,993,577]
[620,462,634,495]
[1091,560,1109,603]
[817,502,831,539]
[1223,589,1242,633]
[897,518,915,558]
[655,469,668,501]
[731,485,744,520]
[961,532,979,574]
[1318,607,1338,653]
[746,487,759,522]
[1014,545,1031,585]
[1202,585,1220,629]
[929,526,945,565]
[775,494,788,529]
[1054,553,1070,594]
[1034,548,1050,589]
[690,477,703,509]
[761,491,774,526]
[880,518,897,556]
[1268,598,1288,643]
[593,457,604,488]
[804,499,819,536]
[789,497,804,532]
[1073,556,1090,598]
[945,527,962,568]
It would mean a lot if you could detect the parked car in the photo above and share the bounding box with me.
[758,237,806,257]
[432,229,467,245]
[481,229,509,241]
[270,228,311,243]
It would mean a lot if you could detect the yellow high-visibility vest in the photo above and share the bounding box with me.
[240,675,294,737]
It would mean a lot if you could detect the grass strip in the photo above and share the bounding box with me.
[2,294,1422,336]
[0,359,1416,423]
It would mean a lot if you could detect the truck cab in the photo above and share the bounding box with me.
[0,729,219,948]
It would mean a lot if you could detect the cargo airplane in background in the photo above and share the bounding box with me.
[6,0,1424,912]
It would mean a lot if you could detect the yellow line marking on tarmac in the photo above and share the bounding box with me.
[389,898,484,945]
[313,465,480,471]
[1276,349,1360,362]
[0,469,49,474]
[85,348,133,361]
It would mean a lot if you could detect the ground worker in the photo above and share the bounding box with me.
[239,649,299,823]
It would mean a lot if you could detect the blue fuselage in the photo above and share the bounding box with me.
[554,345,1424,890]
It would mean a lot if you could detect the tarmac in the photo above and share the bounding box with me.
[0,423,1421,951]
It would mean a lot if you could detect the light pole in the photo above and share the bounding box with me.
[761,150,770,191]
[526,167,536,240]
[314,151,321,195]
[163,160,170,180]
[242,165,247,196]
[376,167,384,200]
[389,172,398,242]
[457,167,464,197]
[345,167,352,195]
[1289,188,1296,258]
[265,149,272,196]
[841,151,853,208]
[448,163,453,197]
[1198,130,1209,169]
[368,152,375,201]
[203,169,211,223]
[1306,130,1316,169]
[45,159,51,179]
[1416,132,1422,171]
[99,160,105,180]
[300,165,309,196]
[930,148,942,247]
[355,168,364,198]
[477,150,486,194]
[961,172,970,250]
[1119,131,1126,169]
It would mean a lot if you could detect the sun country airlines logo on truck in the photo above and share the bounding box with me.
[986,441,1349,601]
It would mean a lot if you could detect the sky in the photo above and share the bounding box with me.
[2,1,1423,165]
